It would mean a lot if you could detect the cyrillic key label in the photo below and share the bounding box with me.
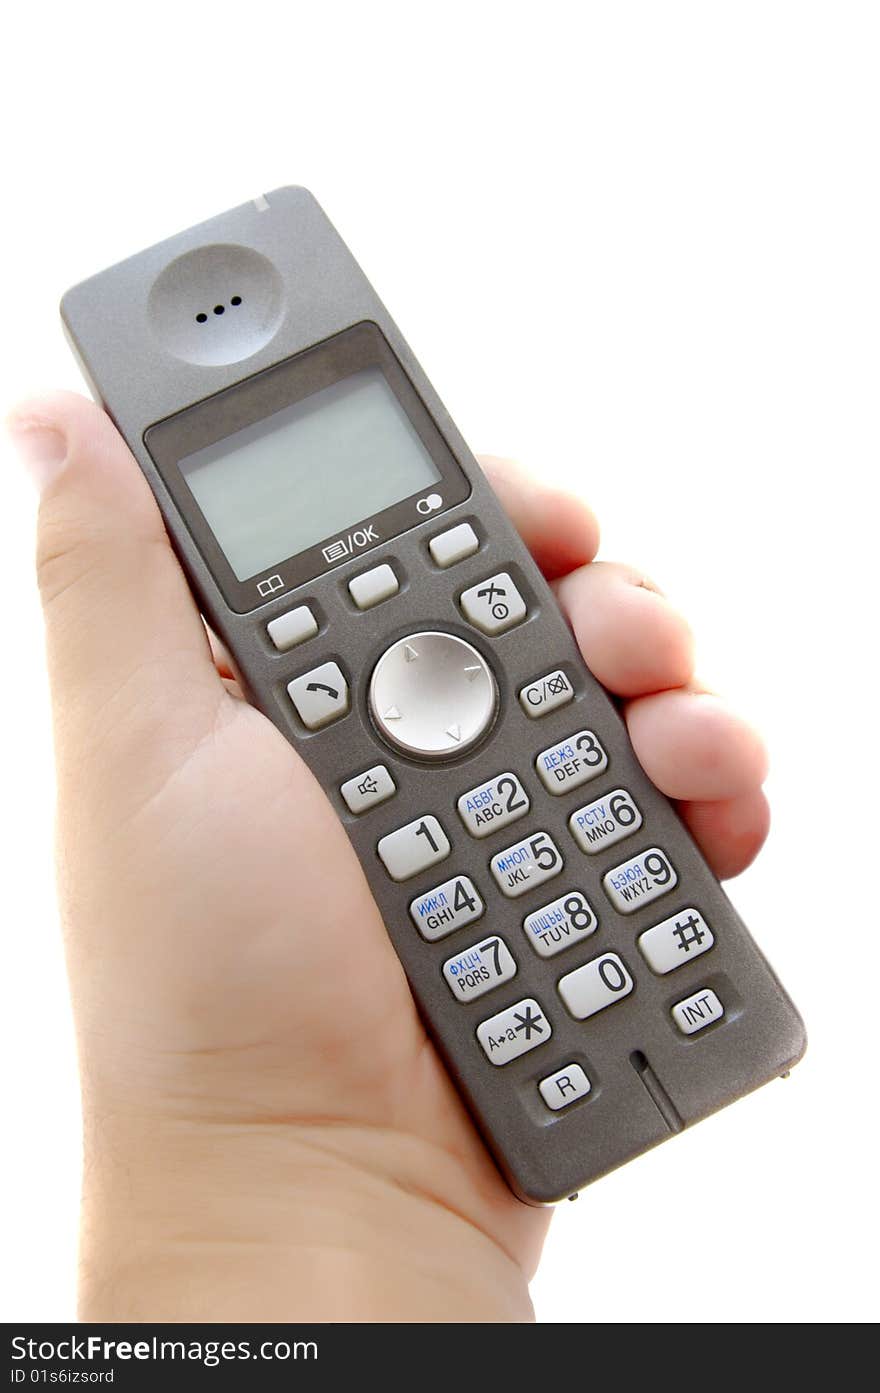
[490,831,564,898]
[603,847,678,915]
[457,772,530,839]
[523,891,597,958]
[638,908,714,974]
[409,875,485,942]
[476,997,552,1065]
[535,730,608,795]
[569,788,642,855]
[672,987,724,1036]
[557,952,635,1020]
[442,936,517,1003]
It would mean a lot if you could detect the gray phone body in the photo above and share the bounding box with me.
[61,186,805,1204]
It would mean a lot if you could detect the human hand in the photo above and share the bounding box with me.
[7,394,769,1322]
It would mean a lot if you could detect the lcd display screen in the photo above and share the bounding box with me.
[178,366,441,581]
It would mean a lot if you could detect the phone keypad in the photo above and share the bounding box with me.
[377,815,450,882]
[442,935,517,1003]
[476,997,552,1065]
[569,788,642,855]
[457,772,530,839]
[278,543,726,1094]
[535,731,608,795]
[490,830,564,898]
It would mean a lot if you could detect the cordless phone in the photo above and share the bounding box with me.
[61,187,805,1203]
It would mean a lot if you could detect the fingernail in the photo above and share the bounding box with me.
[5,420,67,493]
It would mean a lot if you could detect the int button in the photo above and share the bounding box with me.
[369,631,497,760]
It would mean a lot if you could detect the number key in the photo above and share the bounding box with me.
[557,952,635,1020]
[535,730,608,795]
[410,875,484,941]
[603,847,678,914]
[442,936,517,1002]
[569,788,642,854]
[377,815,451,882]
[490,831,564,898]
[457,772,530,838]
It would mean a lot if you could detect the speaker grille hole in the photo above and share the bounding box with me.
[195,312,208,323]
[231,295,242,306]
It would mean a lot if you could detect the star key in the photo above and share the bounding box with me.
[513,1006,544,1039]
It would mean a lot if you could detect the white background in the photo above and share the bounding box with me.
[1,1,877,1323]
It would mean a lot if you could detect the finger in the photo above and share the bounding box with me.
[478,454,600,580]
[677,787,771,879]
[7,392,221,745]
[555,561,695,696]
[625,688,769,801]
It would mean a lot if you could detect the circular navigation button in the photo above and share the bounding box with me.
[369,631,498,760]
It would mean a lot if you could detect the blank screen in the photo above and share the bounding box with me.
[178,366,441,580]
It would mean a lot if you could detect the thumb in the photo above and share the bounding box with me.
[7,390,222,759]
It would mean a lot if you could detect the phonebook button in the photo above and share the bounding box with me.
[267,604,318,651]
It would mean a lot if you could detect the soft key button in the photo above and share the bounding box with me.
[557,952,635,1021]
[569,788,642,855]
[459,572,527,635]
[535,730,608,795]
[523,890,597,958]
[340,764,396,815]
[267,604,318,652]
[410,874,484,941]
[348,562,399,610]
[429,522,479,568]
[287,661,349,730]
[638,908,714,974]
[457,772,530,838]
[518,669,574,719]
[442,935,517,1003]
[539,1064,592,1111]
[490,831,564,898]
[476,997,552,1066]
[377,815,450,882]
